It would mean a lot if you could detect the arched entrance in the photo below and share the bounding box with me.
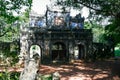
[30,45,41,59]
[78,44,85,59]
[52,42,66,61]
[74,44,85,59]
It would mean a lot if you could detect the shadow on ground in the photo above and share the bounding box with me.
[39,60,120,80]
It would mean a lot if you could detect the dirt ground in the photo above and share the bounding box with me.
[39,59,120,80]
[0,59,120,80]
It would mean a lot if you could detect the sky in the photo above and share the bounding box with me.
[31,0,50,15]
[31,0,89,18]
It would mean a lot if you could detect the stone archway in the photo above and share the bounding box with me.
[51,42,67,61]
[29,45,41,59]
[74,43,85,59]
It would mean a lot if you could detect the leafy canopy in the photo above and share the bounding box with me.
[57,0,120,45]
[0,0,32,38]
[0,0,32,23]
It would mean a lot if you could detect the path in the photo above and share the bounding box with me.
[0,60,120,80]
[39,60,120,80]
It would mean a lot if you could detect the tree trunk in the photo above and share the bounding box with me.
[19,24,40,80]
[19,53,40,80]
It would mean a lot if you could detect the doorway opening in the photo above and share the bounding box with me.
[74,44,85,59]
[78,44,85,59]
[52,42,66,61]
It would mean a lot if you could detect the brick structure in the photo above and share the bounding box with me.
[20,7,93,64]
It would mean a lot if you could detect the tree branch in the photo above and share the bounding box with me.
[0,31,8,37]
[75,1,101,11]
[75,1,116,17]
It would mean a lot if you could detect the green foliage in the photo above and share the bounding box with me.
[58,0,120,17]
[0,41,19,66]
[0,72,20,80]
[19,9,30,22]
[114,44,120,57]
[0,0,32,23]
[105,18,120,45]
[84,22,92,29]
[84,21,105,43]
[0,0,32,37]
[115,49,120,57]
[0,23,20,42]
[41,74,52,80]
[57,0,120,45]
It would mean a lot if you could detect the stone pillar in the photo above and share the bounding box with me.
[69,42,74,63]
